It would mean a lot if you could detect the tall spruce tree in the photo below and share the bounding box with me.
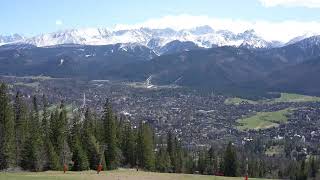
[0,83,15,170]
[82,108,100,170]
[309,157,318,179]
[21,96,43,171]
[14,91,28,167]
[137,121,155,171]
[223,142,238,177]
[167,131,175,172]
[173,137,183,173]
[121,120,136,167]
[166,132,183,173]
[70,113,89,171]
[102,99,120,170]
[41,95,49,136]
[206,146,216,175]
[185,153,196,174]
[41,95,60,170]
[296,160,307,180]
[197,151,207,174]
[56,103,69,166]
[49,109,59,150]
[156,147,171,172]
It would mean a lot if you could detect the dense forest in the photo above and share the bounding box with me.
[0,82,319,179]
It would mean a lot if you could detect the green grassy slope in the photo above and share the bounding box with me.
[237,108,292,131]
[225,93,320,105]
[0,170,275,180]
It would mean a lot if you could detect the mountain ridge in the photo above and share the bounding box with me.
[1,31,320,98]
[0,26,282,53]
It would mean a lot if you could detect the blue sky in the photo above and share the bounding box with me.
[1,0,320,39]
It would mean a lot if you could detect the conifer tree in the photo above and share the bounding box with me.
[166,131,175,172]
[41,95,60,170]
[116,115,123,148]
[41,95,49,135]
[49,109,59,149]
[309,157,318,179]
[121,121,136,167]
[156,147,171,172]
[21,96,43,171]
[0,83,15,170]
[43,124,60,171]
[102,99,120,170]
[137,121,155,171]
[13,91,28,167]
[296,160,307,180]
[70,114,89,171]
[205,146,215,175]
[185,154,196,174]
[197,151,207,174]
[55,103,69,165]
[173,137,183,173]
[82,108,100,170]
[223,142,238,177]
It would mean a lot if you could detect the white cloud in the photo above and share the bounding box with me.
[113,14,320,42]
[259,0,320,8]
[55,20,63,26]
[114,15,255,33]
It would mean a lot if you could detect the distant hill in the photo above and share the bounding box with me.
[1,35,320,98]
[267,56,320,96]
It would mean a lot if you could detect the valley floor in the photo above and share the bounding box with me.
[0,169,274,180]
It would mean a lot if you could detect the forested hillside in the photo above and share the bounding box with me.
[0,82,319,179]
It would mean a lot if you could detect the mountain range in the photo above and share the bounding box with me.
[1,26,320,99]
[0,26,284,53]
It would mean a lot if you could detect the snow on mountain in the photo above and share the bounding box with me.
[0,34,25,45]
[1,26,283,52]
[290,35,320,49]
[24,28,112,47]
[286,32,320,46]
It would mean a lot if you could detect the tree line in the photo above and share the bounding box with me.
[0,82,319,179]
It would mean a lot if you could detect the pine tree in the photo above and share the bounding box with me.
[70,114,89,171]
[41,95,60,170]
[49,109,59,149]
[82,108,100,170]
[0,83,15,169]
[41,95,49,136]
[223,142,238,177]
[197,151,207,174]
[71,138,89,171]
[84,134,101,170]
[137,122,155,171]
[173,137,183,173]
[206,146,215,175]
[83,108,94,135]
[102,99,120,170]
[296,160,307,180]
[185,154,196,174]
[116,115,123,149]
[121,120,136,167]
[44,124,60,171]
[309,157,318,179]
[14,91,28,167]
[52,102,69,166]
[21,96,43,171]
[166,131,175,172]
[47,103,69,169]
[156,147,171,172]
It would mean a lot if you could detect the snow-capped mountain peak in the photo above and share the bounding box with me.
[0,34,25,45]
[290,35,320,48]
[286,32,320,46]
[1,26,283,52]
